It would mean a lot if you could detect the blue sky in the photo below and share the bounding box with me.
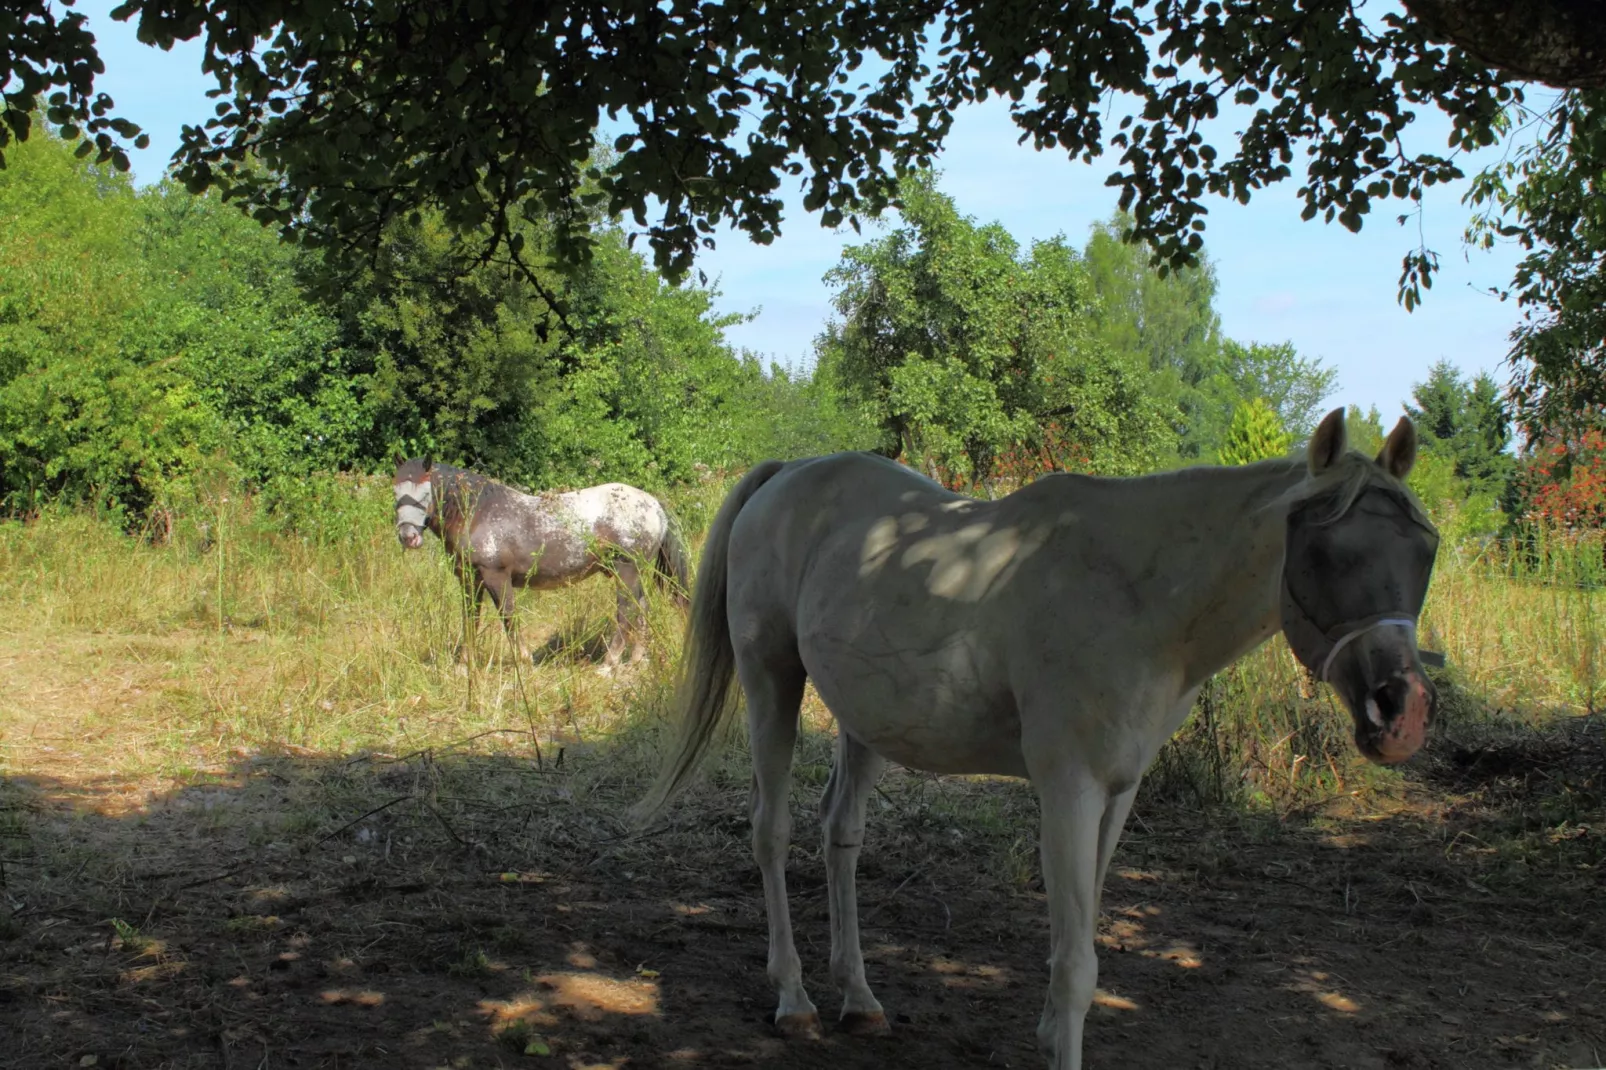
[75,0,1535,420]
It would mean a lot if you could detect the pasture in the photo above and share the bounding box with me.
[1,474,1602,1069]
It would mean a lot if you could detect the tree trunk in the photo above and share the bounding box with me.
[1404,0,1606,88]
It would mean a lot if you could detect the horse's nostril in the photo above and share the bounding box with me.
[1371,677,1409,724]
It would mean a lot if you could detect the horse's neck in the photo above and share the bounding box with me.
[1150,460,1307,685]
[429,468,481,541]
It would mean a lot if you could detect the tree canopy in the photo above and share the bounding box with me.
[4,0,1529,289]
[816,175,1175,486]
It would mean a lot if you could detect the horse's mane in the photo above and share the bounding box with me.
[1269,449,1435,530]
[426,462,502,520]
[1043,449,1433,532]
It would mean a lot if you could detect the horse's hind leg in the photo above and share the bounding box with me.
[618,558,651,667]
[736,648,821,1039]
[820,730,889,1034]
[1031,763,1107,1070]
[600,559,645,671]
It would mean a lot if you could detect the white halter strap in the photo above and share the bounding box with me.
[1320,617,1417,684]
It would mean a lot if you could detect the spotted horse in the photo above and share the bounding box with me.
[392,459,690,670]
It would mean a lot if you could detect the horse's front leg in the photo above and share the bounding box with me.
[820,730,890,1034]
[1029,762,1108,1070]
[482,568,530,663]
[455,575,487,664]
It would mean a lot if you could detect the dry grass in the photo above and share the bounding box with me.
[0,475,1600,813]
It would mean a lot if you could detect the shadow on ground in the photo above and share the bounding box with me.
[2,715,1603,1069]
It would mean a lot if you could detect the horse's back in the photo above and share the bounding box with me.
[558,482,668,547]
[726,453,1034,775]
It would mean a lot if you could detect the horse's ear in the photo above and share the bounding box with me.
[1376,417,1418,480]
[392,452,405,470]
[1307,407,1347,474]
[422,458,434,472]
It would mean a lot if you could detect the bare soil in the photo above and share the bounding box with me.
[2,649,1604,1070]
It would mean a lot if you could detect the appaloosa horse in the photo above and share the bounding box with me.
[392,459,689,669]
[636,409,1440,1069]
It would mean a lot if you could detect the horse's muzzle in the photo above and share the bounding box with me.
[1355,670,1434,765]
[397,525,424,550]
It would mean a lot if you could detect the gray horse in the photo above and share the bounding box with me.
[392,459,689,669]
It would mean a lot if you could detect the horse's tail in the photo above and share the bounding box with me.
[631,460,787,825]
[652,505,693,609]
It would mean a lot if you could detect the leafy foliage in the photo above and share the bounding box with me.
[0,131,227,514]
[1405,359,1515,495]
[1344,404,1389,459]
[1219,341,1338,442]
[1081,214,1334,460]
[0,0,150,172]
[1217,398,1292,466]
[1466,90,1606,436]
[0,129,826,518]
[1510,425,1606,531]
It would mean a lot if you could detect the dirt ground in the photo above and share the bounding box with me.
[3,661,1604,1070]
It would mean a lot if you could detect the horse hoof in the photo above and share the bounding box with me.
[839,1011,891,1037]
[775,1012,824,1040]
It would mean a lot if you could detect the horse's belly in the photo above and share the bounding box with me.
[799,633,1025,778]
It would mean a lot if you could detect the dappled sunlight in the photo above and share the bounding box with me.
[1319,830,1372,848]
[1099,918,1149,948]
[1094,989,1140,1011]
[928,957,1015,990]
[532,971,660,1018]
[1113,867,1169,884]
[856,507,1048,601]
[1096,912,1202,969]
[319,988,387,1007]
[1291,969,1365,1016]
[119,961,187,984]
[2,496,1603,1068]
[1145,942,1204,969]
[480,993,560,1031]
[671,902,714,916]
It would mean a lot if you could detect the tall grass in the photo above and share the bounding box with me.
[0,475,726,786]
[1146,523,1604,807]
[0,472,1599,811]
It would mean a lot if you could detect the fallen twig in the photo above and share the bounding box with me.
[314,795,416,848]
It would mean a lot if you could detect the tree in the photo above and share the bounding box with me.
[1081,214,1223,458]
[1405,359,1515,495]
[1217,398,1292,466]
[1511,424,1606,531]
[1080,216,1334,459]
[1219,340,1338,442]
[0,128,225,513]
[818,174,1173,486]
[1344,405,1389,459]
[1466,90,1606,437]
[4,0,1530,290]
